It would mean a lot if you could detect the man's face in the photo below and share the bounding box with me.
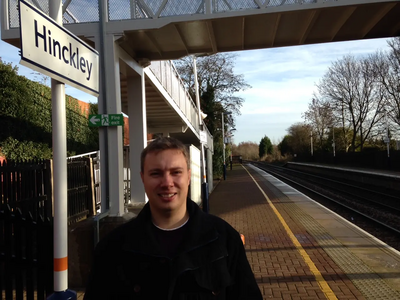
[141,149,191,216]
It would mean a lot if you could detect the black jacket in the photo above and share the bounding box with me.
[84,199,262,300]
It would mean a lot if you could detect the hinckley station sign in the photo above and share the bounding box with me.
[19,0,99,97]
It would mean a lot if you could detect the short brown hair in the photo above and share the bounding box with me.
[140,137,190,173]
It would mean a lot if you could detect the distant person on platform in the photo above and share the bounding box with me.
[84,137,262,299]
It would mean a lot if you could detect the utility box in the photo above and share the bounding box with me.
[189,145,201,205]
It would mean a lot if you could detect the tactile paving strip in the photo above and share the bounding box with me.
[284,201,400,300]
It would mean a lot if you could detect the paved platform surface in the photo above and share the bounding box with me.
[211,164,400,299]
[75,163,400,299]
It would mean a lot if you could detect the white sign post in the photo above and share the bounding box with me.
[18,0,99,298]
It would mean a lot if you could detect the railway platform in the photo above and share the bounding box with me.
[75,163,400,299]
[209,163,400,300]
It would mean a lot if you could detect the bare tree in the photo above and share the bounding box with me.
[357,56,387,144]
[372,38,400,140]
[302,97,333,151]
[317,55,384,152]
[387,38,400,139]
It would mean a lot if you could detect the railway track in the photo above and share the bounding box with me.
[249,161,400,252]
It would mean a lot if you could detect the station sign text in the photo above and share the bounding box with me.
[19,0,99,96]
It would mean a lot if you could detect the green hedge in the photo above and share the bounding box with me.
[0,58,99,160]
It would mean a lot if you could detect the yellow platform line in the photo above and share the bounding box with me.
[243,165,337,300]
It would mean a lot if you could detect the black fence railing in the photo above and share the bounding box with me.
[67,158,95,224]
[0,158,96,223]
[0,205,54,300]
[0,160,52,221]
[293,150,400,171]
[0,158,96,297]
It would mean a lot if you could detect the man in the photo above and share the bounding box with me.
[84,137,262,299]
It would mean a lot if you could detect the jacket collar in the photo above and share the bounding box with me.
[122,199,219,257]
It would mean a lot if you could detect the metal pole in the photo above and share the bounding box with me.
[222,112,226,180]
[332,127,335,157]
[98,0,110,213]
[230,144,233,170]
[310,131,313,156]
[193,56,209,212]
[385,110,390,158]
[48,1,76,299]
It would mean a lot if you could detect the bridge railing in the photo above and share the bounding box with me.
[109,0,319,20]
[3,0,321,29]
[148,60,214,152]
[148,61,200,132]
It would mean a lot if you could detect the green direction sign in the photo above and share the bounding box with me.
[89,114,124,127]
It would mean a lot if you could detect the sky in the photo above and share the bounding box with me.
[231,38,391,145]
[0,34,391,145]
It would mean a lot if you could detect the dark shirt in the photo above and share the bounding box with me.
[152,220,189,258]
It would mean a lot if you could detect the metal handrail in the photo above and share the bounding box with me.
[3,0,321,28]
[147,61,198,132]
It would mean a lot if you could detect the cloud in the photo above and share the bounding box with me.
[237,78,316,114]
[231,38,391,144]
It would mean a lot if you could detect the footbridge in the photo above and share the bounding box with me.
[2,0,399,215]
